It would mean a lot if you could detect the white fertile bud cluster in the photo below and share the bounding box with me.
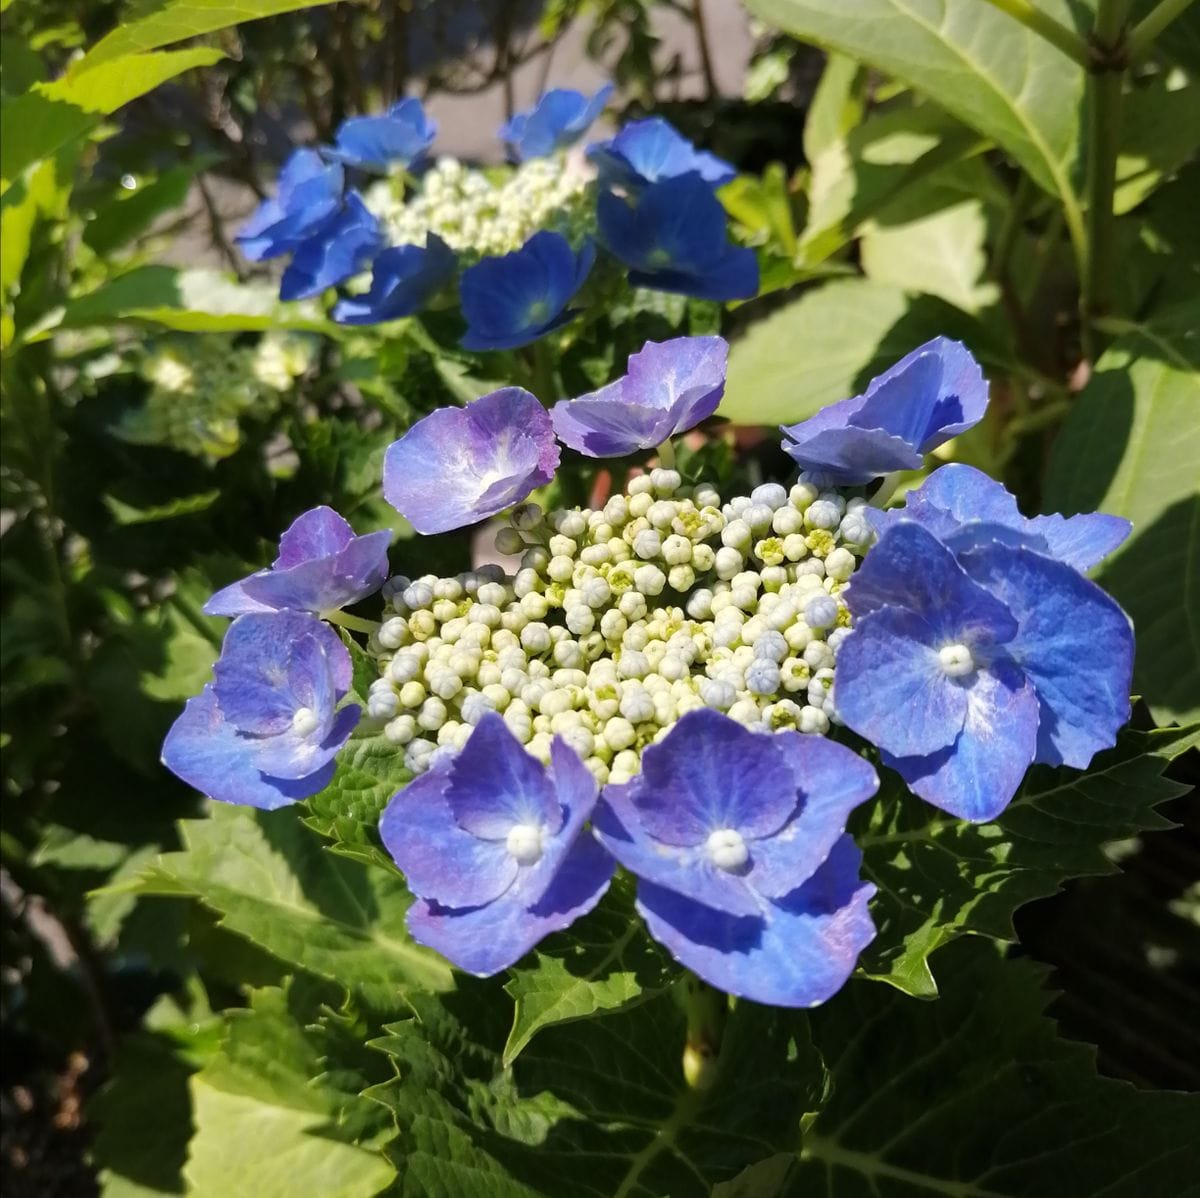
[364,156,595,260]
[251,332,316,392]
[367,470,875,784]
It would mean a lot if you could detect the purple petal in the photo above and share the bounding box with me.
[406,833,613,976]
[442,713,562,838]
[636,836,876,1007]
[380,768,518,908]
[1023,512,1132,572]
[634,709,803,845]
[746,735,879,899]
[551,394,673,457]
[961,544,1133,769]
[383,387,560,534]
[203,575,280,617]
[161,686,330,810]
[833,608,969,758]
[845,522,1018,647]
[274,506,354,568]
[883,658,1041,822]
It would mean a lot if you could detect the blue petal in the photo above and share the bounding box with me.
[203,575,280,617]
[636,836,876,1007]
[551,394,672,457]
[160,686,329,810]
[1022,512,1132,571]
[961,544,1133,768]
[882,656,1041,821]
[588,117,735,190]
[833,608,969,758]
[745,733,879,900]
[383,386,560,534]
[443,713,563,838]
[592,784,764,917]
[280,192,382,301]
[248,701,359,782]
[502,85,612,160]
[782,425,924,485]
[380,767,518,908]
[635,709,803,844]
[235,149,344,260]
[274,506,354,568]
[845,521,1018,647]
[331,98,436,171]
[332,235,455,325]
[406,833,613,976]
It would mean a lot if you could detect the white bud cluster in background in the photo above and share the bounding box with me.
[367,470,876,784]
[363,156,595,260]
[251,332,316,392]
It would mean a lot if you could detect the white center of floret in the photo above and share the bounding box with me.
[292,706,320,737]
[937,643,976,678]
[506,823,545,866]
[706,828,749,872]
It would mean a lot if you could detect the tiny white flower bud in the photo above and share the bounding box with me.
[398,680,426,708]
[618,591,647,621]
[604,717,637,751]
[618,650,650,679]
[378,617,410,650]
[790,481,819,510]
[521,622,552,654]
[824,547,856,582]
[494,526,526,556]
[714,547,744,579]
[418,696,447,731]
[511,502,543,530]
[384,713,416,744]
[804,593,839,630]
[647,500,676,529]
[651,467,682,495]
[699,677,737,710]
[633,529,662,559]
[803,639,835,670]
[634,564,666,596]
[798,705,830,734]
[806,499,841,530]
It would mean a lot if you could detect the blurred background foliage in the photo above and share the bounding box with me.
[1,0,1197,1194]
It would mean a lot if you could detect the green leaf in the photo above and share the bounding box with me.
[303,728,410,873]
[122,804,453,1000]
[186,986,396,1198]
[369,983,822,1197]
[1115,74,1200,215]
[1043,320,1200,724]
[857,724,1197,996]
[83,0,340,65]
[29,265,336,338]
[502,879,675,1066]
[719,278,992,426]
[0,48,223,191]
[793,939,1200,1195]
[744,0,1086,254]
[802,53,864,164]
[102,489,221,525]
[82,163,200,256]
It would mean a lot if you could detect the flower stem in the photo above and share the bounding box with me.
[1128,0,1197,61]
[977,0,1092,67]
[657,438,677,471]
[323,609,380,635]
[531,337,559,403]
[679,974,728,1091]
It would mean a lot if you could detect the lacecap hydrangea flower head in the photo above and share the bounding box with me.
[236,87,757,343]
[162,334,1136,1009]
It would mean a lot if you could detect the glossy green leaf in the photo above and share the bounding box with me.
[793,938,1200,1196]
[121,804,454,1000]
[802,53,864,164]
[84,0,341,65]
[1044,319,1200,724]
[719,277,992,426]
[369,982,821,1197]
[857,724,1198,996]
[502,879,675,1066]
[745,0,1086,255]
[0,47,223,190]
[1115,75,1200,215]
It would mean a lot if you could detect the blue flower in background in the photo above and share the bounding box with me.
[383,386,561,534]
[597,175,757,302]
[381,714,614,975]
[236,149,345,261]
[593,709,878,1007]
[501,84,613,161]
[868,463,1131,572]
[835,521,1133,822]
[780,338,989,486]
[459,231,594,351]
[332,234,456,324]
[588,117,735,191]
[161,612,360,809]
[204,506,392,618]
[552,335,728,457]
[279,192,383,301]
[330,97,437,172]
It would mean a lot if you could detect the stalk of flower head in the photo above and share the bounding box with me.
[162,328,1135,1013]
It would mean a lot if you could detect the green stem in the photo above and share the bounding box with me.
[170,589,223,650]
[657,438,677,471]
[323,609,380,635]
[977,0,1092,66]
[531,338,558,403]
[1128,0,1197,61]
[679,974,728,1091]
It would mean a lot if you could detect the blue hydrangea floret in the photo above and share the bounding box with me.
[161,612,360,810]
[330,97,437,172]
[593,709,878,1007]
[381,713,614,975]
[552,335,728,457]
[780,338,988,485]
[332,233,456,325]
[383,386,561,534]
[587,117,735,191]
[500,85,613,161]
[204,505,392,618]
[279,191,383,301]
